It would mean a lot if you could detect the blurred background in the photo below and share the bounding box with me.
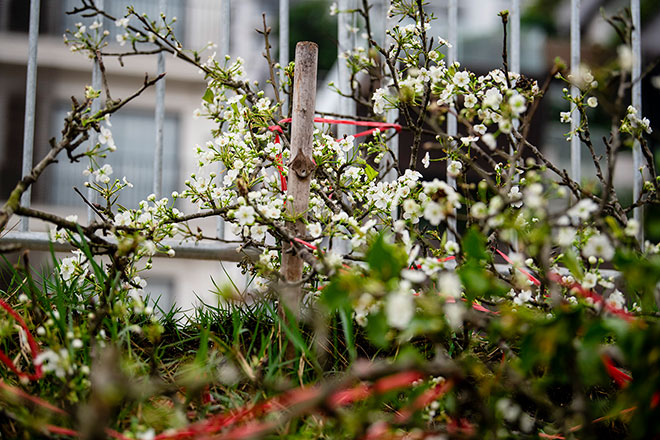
[0,0,658,311]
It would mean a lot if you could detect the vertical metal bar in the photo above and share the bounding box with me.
[570,0,581,184]
[0,0,11,31]
[631,0,643,244]
[509,0,521,251]
[279,0,289,114]
[153,0,167,198]
[384,0,399,183]
[338,0,356,142]
[221,0,230,58]
[510,0,520,76]
[218,0,230,239]
[87,0,104,224]
[446,0,458,242]
[20,0,41,232]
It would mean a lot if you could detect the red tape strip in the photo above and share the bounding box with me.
[0,298,42,381]
[268,117,402,192]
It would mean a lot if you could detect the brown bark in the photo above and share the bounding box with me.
[280,41,318,313]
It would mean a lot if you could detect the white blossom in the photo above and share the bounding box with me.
[508,94,527,115]
[567,199,598,221]
[582,233,615,261]
[444,301,465,330]
[453,71,470,88]
[556,227,576,247]
[386,289,414,330]
[444,240,459,255]
[508,186,523,208]
[422,152,430,169]
[234,205,256,226]
[482,133,497,151]
[250,224,267,241]
[438,272,461,298]
[423,201,445,226]
[625,219,639,237]
[447,160,462,178]
[483,88,503,109]
[464,94,478,108]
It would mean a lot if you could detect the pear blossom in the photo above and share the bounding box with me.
[114,211,132,226]
[444,302,465,330]
[483,88,502,109]
[307,222,323,238]
[605,290,626,310]
[556,227,576,247]
[115,17,130,28]
[423,201,445,226]
[422,152,430,169]
[234,205,256,226]
[386,288,414,330]
[447,160,462,178]
[482,133,497,150]
[93,164,113,184]
[567,199,598,221]
[438,272,461,298]
[582,233,615,261]
[250,224,267,241]
[625,219,639,237]
[507,186,523,208]
[464,94,478,108]
[444,240,459,255]
[453,71,470,88]
[470,202,488,219]
[582,272,598,289]
[508,93,527,115]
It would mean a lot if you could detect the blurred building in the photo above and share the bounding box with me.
[0,0,278,311]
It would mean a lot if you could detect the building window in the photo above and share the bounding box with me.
[45,103,179,209]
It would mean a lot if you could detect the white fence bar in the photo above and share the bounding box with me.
[631,0,643,245]
[570,0,581,184]
[20,0,40,232]
[1,231,257,261]
[384,0,399,183]
[510,0,520,76]
[446,0,458,242]
[88,0,104,224]
[279,0,289,115]
[337,0,356,142]
[153,0,167,199]
[217,0,231,239]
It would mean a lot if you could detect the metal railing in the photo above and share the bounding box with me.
[1,0,646,260]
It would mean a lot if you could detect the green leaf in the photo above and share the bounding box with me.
[195,325,209,366]
[364,164,379,181]
[366,234,406,282]
[366,311,389,348]
[458,263,490,301]
[321,276,353,310]
[462,227,488,262]
[202,88,214,104]
[339,308,357,362]
[561,250,583,280]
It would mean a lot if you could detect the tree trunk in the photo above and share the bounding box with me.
[280,41,318,314]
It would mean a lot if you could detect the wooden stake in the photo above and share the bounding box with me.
[280,41,318,312]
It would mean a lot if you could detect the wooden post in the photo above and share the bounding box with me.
[280,41,318,313]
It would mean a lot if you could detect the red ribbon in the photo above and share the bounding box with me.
[268,117,402,192]
[0,298,42,381]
